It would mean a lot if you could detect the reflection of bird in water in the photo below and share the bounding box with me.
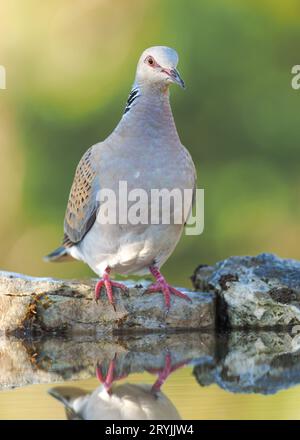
[48,353,184,420]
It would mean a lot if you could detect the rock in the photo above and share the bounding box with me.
[0,271,215,335]
[193,330,300,394]
[0,332,215,390]
[192,253,300,328]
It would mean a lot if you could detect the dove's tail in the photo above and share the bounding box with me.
[43,246,74,263]
[48,387,85,420]
[48,386,86,405]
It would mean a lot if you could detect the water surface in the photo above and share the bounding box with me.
[1,331,300,419]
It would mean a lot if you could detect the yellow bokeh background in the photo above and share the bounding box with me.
[1,0,300,285]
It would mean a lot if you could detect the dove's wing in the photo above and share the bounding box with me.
[63,146,100,247]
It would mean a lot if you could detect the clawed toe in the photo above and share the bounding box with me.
[94,267,128,310]
[112,282,129,297]
[169,286,192,302]
[146,266,192,312]
[96,355,128,391]
[145,283,192,310]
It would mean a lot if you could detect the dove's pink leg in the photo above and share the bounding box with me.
[94,267,128,311]
[146,266,191,313]
[151,352,172,393]
[96,354,128,393]
[150,352,190,393]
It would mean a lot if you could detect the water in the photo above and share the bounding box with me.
[1,331,300,419]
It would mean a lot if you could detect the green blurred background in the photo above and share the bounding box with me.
[1,0,300,288]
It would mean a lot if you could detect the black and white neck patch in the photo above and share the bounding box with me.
[124,87,140,114]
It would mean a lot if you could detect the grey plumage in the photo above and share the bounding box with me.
[45,46,196,284]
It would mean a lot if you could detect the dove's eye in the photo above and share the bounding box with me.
[145,56,155,67]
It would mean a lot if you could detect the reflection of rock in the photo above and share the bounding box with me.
[192,253,300,328]
[194,331,300,394]
[0,332,214,390]
[0,271,215,335]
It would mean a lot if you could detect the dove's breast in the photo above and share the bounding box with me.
[70,113,196,277]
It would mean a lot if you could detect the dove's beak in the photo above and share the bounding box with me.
[162,67,185,89]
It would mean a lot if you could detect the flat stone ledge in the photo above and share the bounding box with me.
[0,271,215,335]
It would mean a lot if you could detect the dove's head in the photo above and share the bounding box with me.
[135,46,185,90]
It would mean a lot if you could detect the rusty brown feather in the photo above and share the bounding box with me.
[63,147,100,247]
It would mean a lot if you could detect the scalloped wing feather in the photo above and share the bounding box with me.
[63,146,100,246]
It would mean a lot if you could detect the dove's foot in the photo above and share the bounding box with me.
[150,352,172,393]
[94,267,128,311]
[148,352,190,393]
[146,265,192,314]
[96,354,128,392]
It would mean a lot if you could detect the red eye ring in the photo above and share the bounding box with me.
[145,55,155,67]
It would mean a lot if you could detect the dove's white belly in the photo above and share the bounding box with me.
[70,221,184,276]
[73,383,181,420]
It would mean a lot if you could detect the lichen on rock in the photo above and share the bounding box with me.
[192,253,300,328]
